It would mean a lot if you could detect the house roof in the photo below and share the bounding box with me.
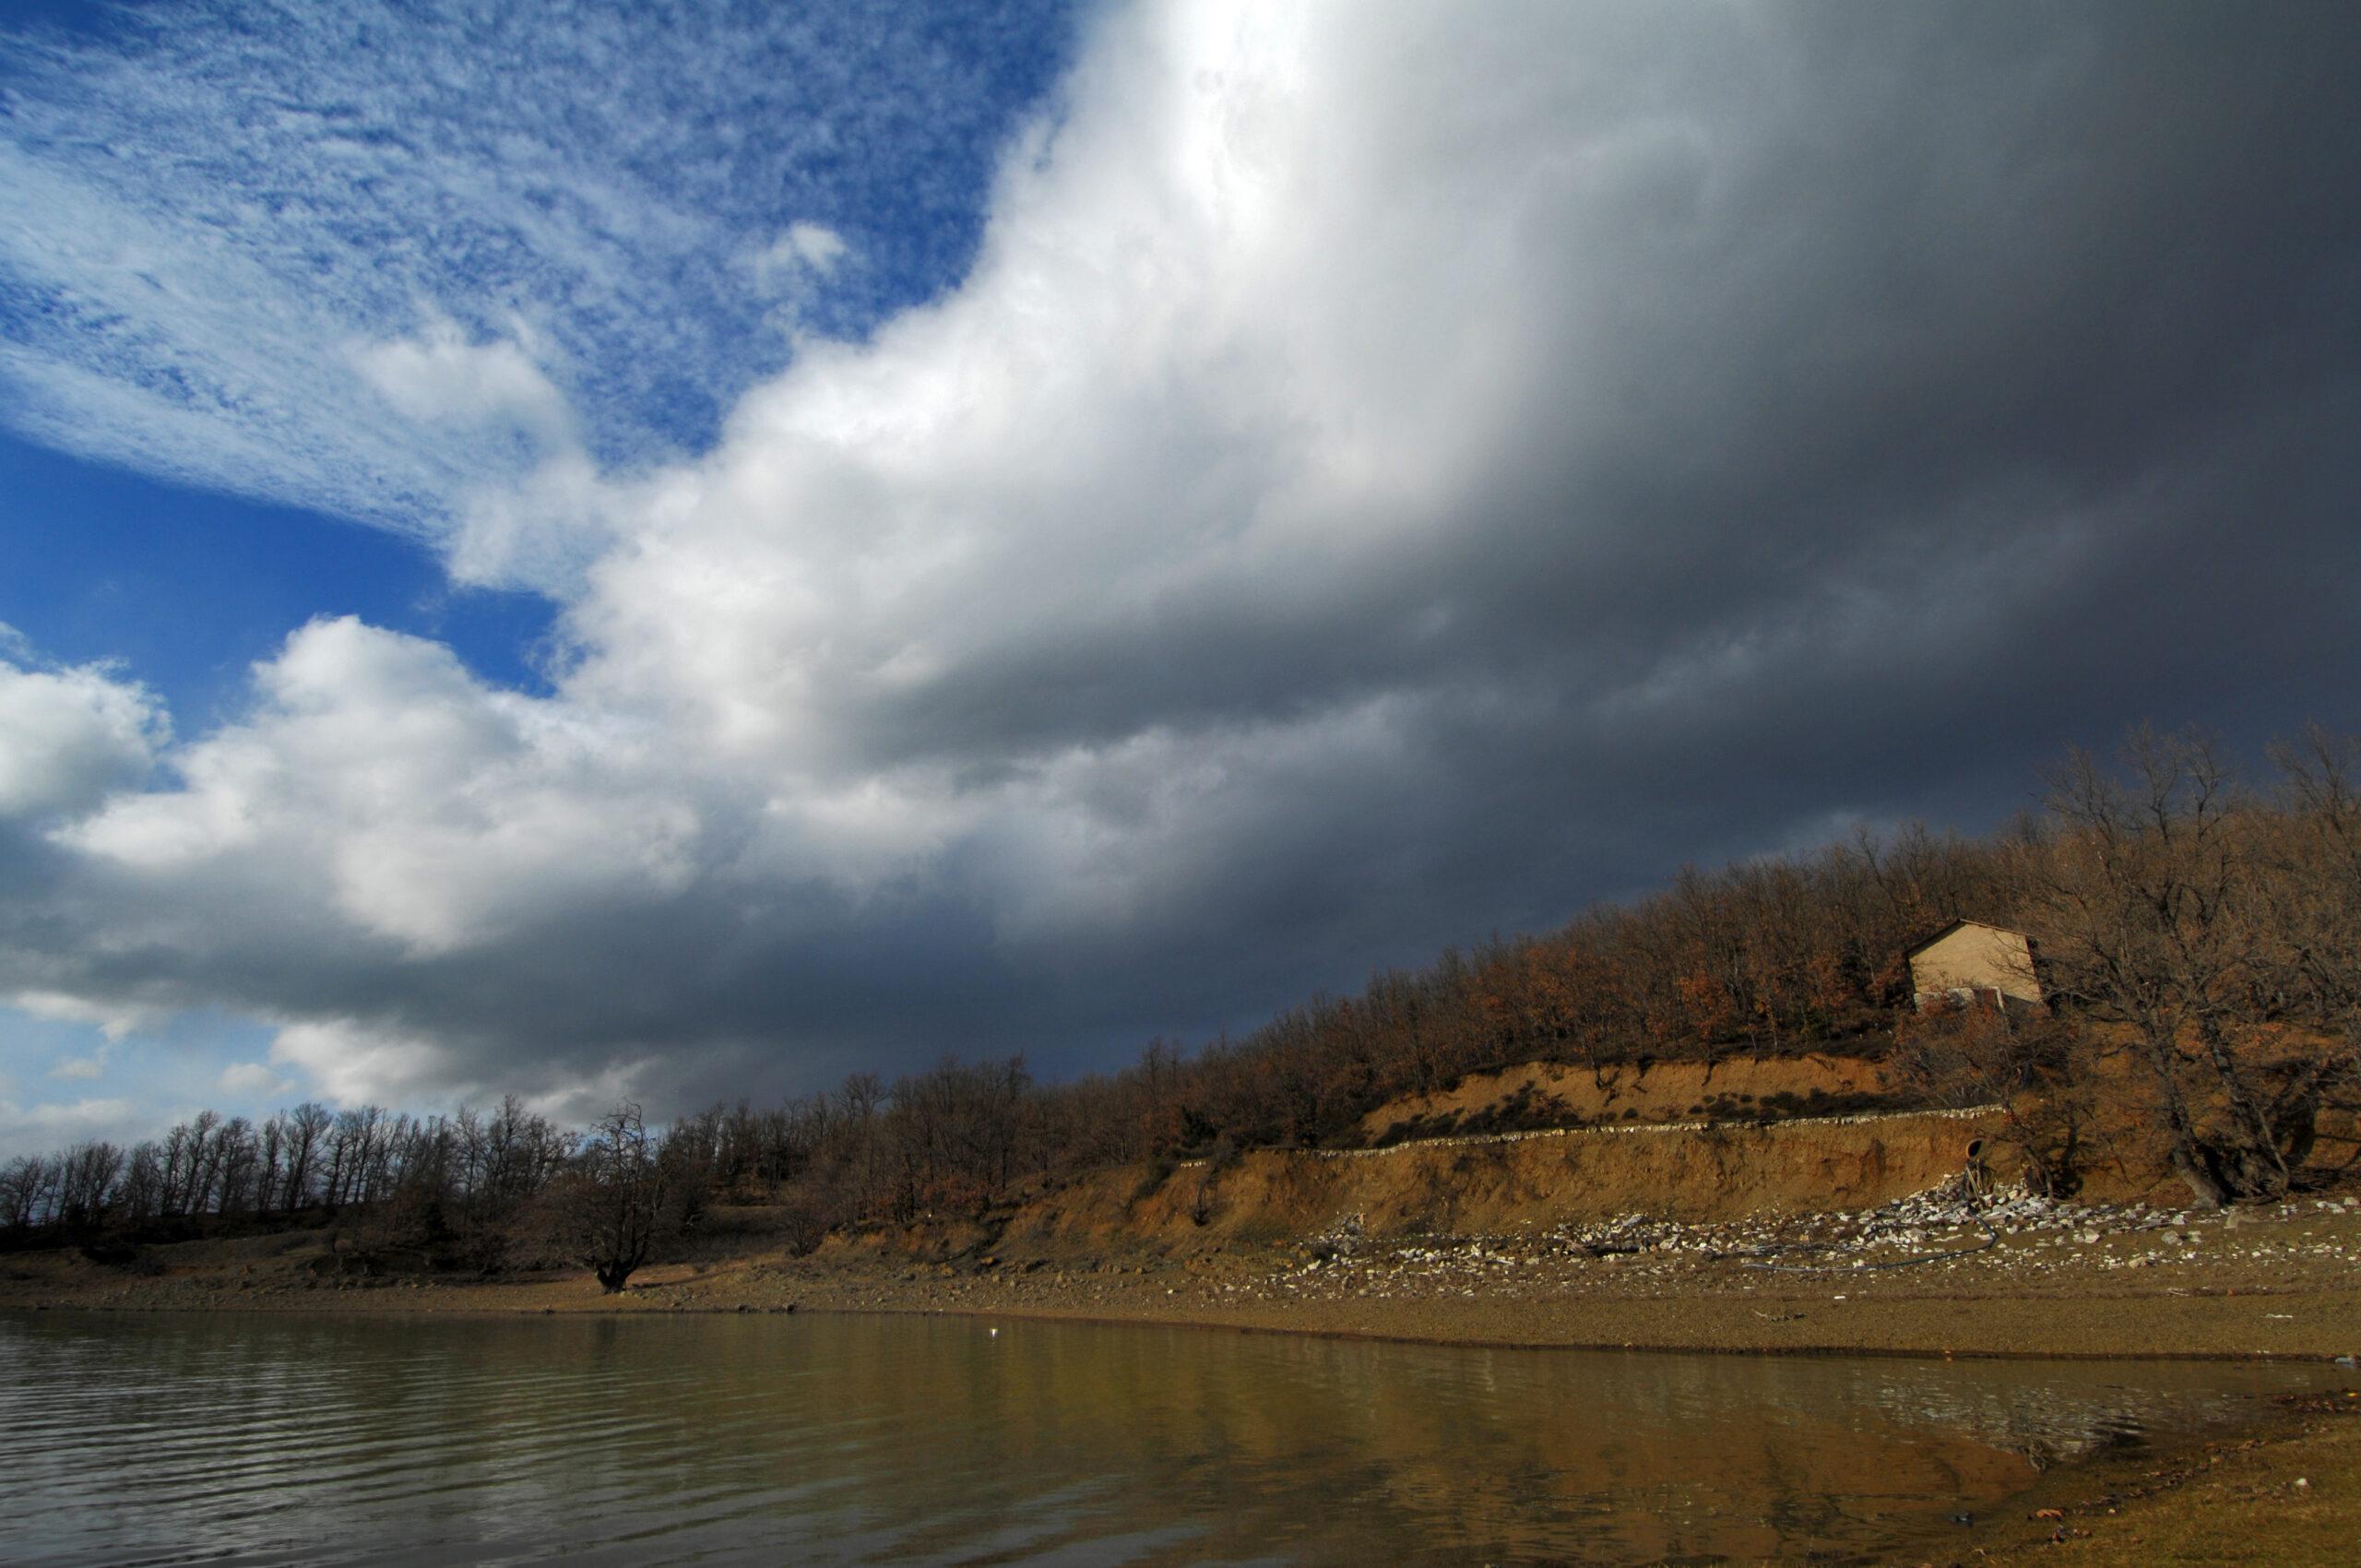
[1903,918,2028,958]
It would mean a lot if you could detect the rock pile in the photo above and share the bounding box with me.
[1205,1183,2361,1305]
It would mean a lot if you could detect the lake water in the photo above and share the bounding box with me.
[0,1308,2331,1565]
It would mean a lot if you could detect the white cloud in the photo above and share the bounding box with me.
[788,223,848,273]
[352,322,575,445]
[444,450,618,591]
[267,1019,470,1110]
[65,616,701,955]
[218,1061,292,1098]
[49,1056,106,1083]
[0,655,165,820]
[0,1097,148,1154]
[8,992,165,1045]
[752,222,851,293]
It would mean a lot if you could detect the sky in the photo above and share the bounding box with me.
[4,0,2359,1156]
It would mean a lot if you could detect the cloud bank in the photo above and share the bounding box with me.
[4,1,2359,1136]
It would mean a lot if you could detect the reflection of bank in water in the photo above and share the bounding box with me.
[0,1308,2330,1568]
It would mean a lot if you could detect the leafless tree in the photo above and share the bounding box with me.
[2,1156,55,1229]
[1892,1001,2088,1197]
[2023,731,2308,1205]
[116,1142,166,1223]
[281,1101,333,1210]
[56,1143,126,1228]
[544,1102,670,1291]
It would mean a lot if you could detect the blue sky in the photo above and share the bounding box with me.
[1,433,557,716]
[5,1,2359,1156]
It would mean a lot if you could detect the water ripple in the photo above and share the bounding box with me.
[0,1310,2329,1567]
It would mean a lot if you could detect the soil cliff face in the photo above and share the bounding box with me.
[801,1039,2361,1269]
[1358,1054,1909,1143]
[995,1109,1999,1255]
[809,1033,2361,1270]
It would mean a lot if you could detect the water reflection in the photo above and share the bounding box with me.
[0,1310,2325,1566]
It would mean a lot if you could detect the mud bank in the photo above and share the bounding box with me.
[1948,1386,2361,1565]
[9,1182,2361,1362]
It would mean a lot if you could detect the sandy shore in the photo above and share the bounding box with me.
[14,1187,2359,1360]
[1944,1385,2359,1565]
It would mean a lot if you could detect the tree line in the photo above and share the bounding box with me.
[2,1098,571,1236]
[8,727,2359,1277]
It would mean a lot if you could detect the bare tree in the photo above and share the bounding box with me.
[282,1101,333,1210]
[2256,728,2361,1155]
[116,1142,166,1224]
[1892,1002,2088,1198]
[57,1143,126,1229]
[2023,731,2305,1205]
[546,1103,670,1292]
[2,1156,55,1229]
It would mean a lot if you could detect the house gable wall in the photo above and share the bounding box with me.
[1908,921,2041,1009]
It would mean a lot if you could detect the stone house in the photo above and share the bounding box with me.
[1905,919,2043,1013]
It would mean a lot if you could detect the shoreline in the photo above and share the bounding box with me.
[9,1183,2361,1363]
[17,1290,2360,1365]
